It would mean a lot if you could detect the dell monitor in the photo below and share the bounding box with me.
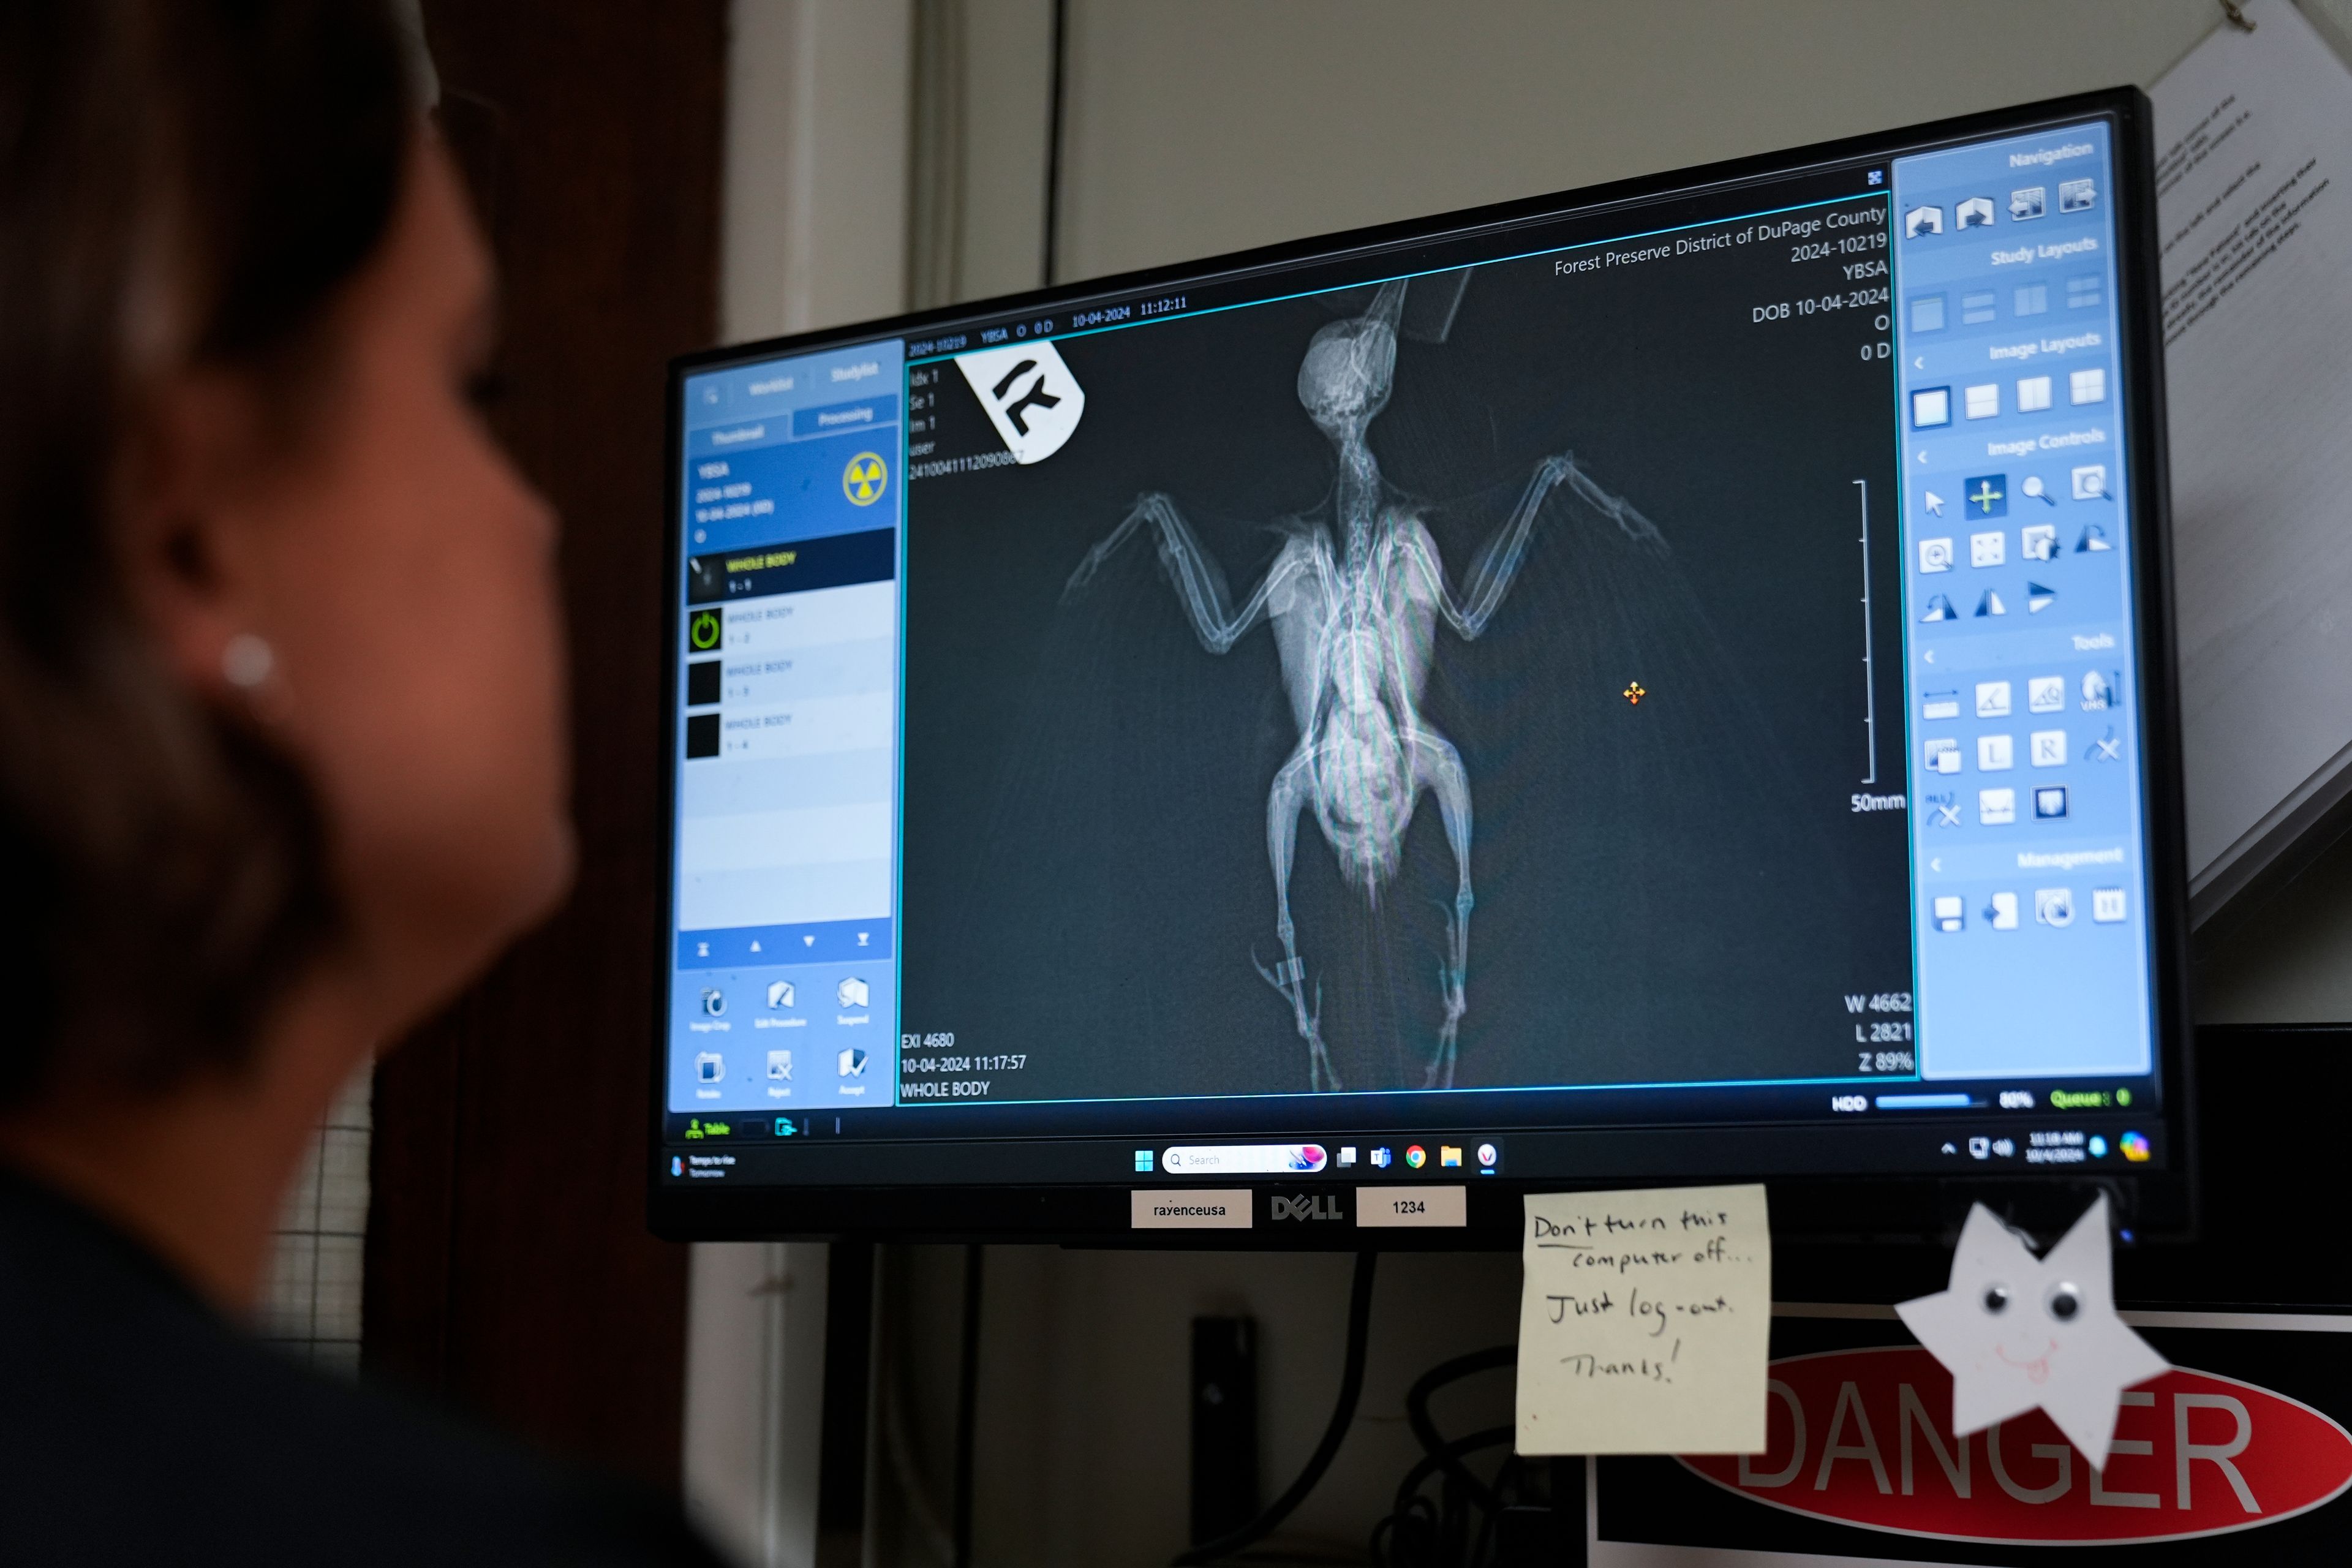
[652,89,2190,1249]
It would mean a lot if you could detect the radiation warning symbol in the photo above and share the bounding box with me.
[842,451,888,507]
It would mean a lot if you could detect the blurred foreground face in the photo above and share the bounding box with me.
[186,138,574,1022]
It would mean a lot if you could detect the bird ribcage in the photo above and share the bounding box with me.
[1287,521,1440,892]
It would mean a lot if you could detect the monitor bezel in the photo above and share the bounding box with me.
[649,86,2193,1254]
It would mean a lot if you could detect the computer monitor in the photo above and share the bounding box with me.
[652,89,2190,1248]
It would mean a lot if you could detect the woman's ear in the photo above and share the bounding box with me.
[115,371,286,710]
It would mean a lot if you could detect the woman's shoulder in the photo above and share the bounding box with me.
[0,1174,723,1567]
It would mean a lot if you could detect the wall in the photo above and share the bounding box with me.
[707,4,2352,1564]
[1050,0,2217,275]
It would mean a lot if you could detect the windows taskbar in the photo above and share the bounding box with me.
[658,1114,2166,1187]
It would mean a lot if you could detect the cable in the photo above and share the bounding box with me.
[952,1243,984,1568]
[1373,1346,1526,1568]
[1172,1251,1379,1566]
[1387,1426,1513,1520]
[1042,0,1068,286]
[1403,1346,1514,1512]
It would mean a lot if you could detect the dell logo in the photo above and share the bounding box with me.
[1270,1194,1342,1223]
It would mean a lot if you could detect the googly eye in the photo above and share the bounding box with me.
[2045,1283,2081,1322]
[1981,1283,2011,1314]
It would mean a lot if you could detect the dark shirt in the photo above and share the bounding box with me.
[0,1169,726,1565]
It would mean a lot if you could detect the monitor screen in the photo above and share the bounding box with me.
[654,90,2189,1245]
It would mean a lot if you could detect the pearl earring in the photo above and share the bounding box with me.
[221,633,275,690]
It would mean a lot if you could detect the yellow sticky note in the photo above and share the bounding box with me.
[1515,1185,1771,1455]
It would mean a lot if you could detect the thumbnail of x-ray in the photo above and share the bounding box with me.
[900,247,1908,1102]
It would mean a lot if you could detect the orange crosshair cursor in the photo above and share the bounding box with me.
[1623,681,1646,706]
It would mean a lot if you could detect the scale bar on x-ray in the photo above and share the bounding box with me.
[1856,478,1877,786]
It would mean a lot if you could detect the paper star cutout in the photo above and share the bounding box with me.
[1896,1194,2168,1470]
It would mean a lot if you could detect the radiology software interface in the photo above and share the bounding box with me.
[662,113,2162,1175]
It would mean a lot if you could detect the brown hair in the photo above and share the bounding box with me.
[0,2,413,1104]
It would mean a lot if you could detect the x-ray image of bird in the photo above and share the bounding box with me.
[899,242,1909,1104]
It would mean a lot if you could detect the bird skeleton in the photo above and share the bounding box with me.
[1065,278,1663,1090]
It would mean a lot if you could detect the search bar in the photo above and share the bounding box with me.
[1161,1144,1327,1175]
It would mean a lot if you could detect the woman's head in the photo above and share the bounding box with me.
[0,2,573,1109]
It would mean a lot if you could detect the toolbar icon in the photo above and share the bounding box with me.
[1956,195,1995,230]
[767,979,794,1009]
[838,976,870,1008]
[2010,186,2046,221]
[1905,205,1944,238]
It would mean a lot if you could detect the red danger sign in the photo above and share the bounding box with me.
[1676,1346,2352,1545]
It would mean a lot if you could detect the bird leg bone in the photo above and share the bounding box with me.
[1256,742,1340,1091]
[1408,720,1474,1088]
